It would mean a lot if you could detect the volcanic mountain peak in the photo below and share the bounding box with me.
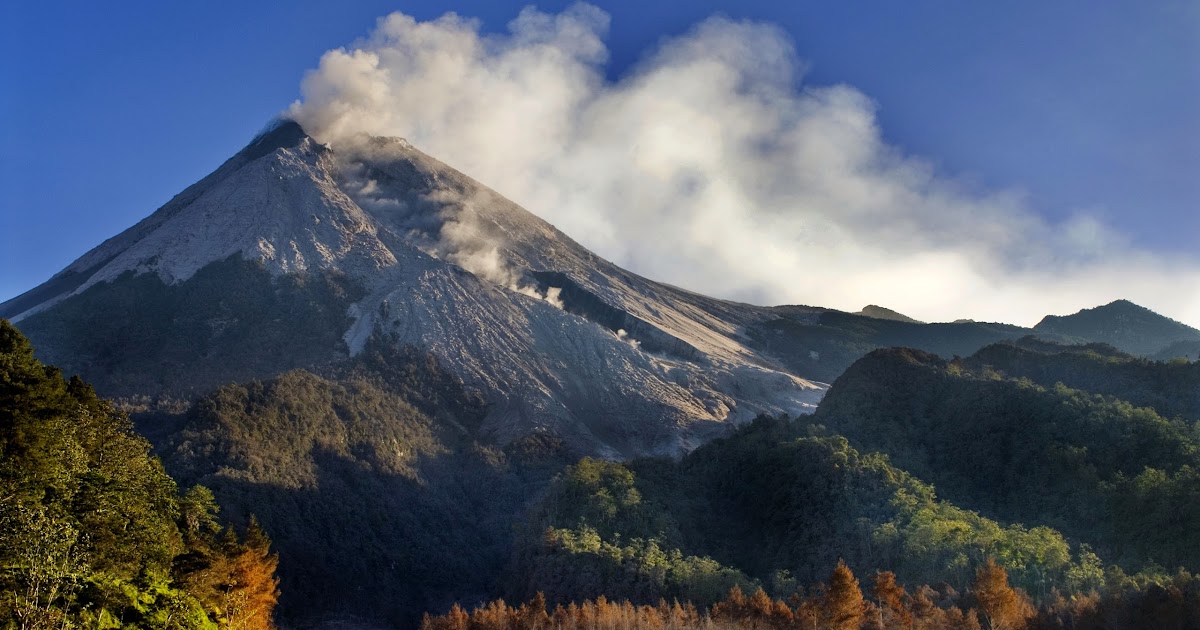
[3,120,823,457]
[6,123,391,321]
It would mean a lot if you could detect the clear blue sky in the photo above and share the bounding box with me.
[2,0,1197,305]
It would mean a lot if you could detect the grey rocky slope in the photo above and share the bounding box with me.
[2,121,823,457]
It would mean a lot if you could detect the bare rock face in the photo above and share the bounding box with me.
[3,120,824,457]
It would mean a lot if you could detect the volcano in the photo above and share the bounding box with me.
[2,120,825,457]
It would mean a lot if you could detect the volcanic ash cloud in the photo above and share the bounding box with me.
[288,3,1200,327]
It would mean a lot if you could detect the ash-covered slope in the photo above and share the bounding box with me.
[3,121,822,457]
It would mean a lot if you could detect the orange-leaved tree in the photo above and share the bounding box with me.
[971,559,1032,630]
[822,560,865,630]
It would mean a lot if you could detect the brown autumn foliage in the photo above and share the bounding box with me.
[422,594,702,630]
[872,571,912,629]
[969,559,1033,630]
[223,521,281,630]
[424,559,1200,630]
[823,560,866,630]
[178,518,281,630]
[1028,576,1200,630]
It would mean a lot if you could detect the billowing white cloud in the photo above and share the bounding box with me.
[289,3,1200,327]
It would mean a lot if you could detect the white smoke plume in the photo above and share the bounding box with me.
[433,188,565,307]
[336,148,565,308]
[289,4,1200,326]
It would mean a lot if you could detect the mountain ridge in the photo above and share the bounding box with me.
[6,120,1193,458]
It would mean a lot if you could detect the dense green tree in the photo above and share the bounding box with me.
[0,319,278,629]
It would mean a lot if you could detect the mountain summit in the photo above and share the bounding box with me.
[1033,299,1200,357]
[856,304,923,324]
[2,120,822,457]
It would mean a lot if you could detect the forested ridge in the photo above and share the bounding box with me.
[965,336,1200,421]
[6,317,1200,629]
[142,335,576,627]
[509,421,1089,605]
[815,345,1200,572]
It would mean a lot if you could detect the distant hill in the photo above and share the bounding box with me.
[1033,299,1200,356]
[856,304,923,323]
[746,308,1075,383]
